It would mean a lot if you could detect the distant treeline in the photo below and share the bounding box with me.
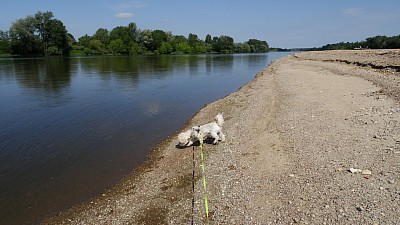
[0,11,269,56]
[273,35,400,52]
[320,35,400,50]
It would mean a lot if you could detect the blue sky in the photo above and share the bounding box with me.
[1,0,399,48]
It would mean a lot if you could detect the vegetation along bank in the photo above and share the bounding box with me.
[0,11,269,56]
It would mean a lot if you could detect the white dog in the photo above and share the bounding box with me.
[177,113,225,147]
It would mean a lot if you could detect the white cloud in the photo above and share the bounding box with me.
[114,12,134,19]
[341,8,366,17]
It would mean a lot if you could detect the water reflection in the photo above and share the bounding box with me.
[16,57,72,92]
[0,54,273,97]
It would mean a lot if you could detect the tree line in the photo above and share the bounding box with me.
[77,26,269,55]
[0,11,71,56]
[0,11,269,56]
[320,35,400,50]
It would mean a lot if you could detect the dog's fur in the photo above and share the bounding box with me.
[177,129,197,147]
[177,112,225,147]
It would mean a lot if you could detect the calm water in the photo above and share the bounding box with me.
[0,52,291,224]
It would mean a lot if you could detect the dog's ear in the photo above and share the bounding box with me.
[193,126,200,132]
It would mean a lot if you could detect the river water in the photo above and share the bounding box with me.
[0,52,291,224]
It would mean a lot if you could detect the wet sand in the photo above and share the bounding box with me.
[43,50,400,224]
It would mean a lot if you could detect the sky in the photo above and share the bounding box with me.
[0,0,399,48]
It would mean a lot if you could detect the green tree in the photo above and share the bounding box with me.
[175,41,193,54]
[34,11,54,51]
[93,28,110,45]
[110,26,133,47]
[245,39,269,52]
[33,11,70,55]
[0,30,10,53]
[193,45,206,53]
[150,30,168,51]
[78,35,91,47]
[130,42,145,54]
[108,39,127,55]
[9,11,70,55]
[128,22,138,41]
[173,35,187,43]
[188,33,199,47]
[213,35,234,53]
[386,35,400,48]
[205,34,212,44]
[9,16,41,55]
[83,39,105,55]
[158,42,173,54]
[234,43,251,53]
[138,29,152,52]
[204,34,213,52]
[47,19,70,55]
[366,35,388,49]
[67,33,76,47]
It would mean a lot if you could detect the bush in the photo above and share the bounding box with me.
[45,46,62,55]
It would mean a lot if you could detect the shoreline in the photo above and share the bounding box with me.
[43,50,400,224]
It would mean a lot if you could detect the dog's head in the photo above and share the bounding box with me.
[177,131,191,147]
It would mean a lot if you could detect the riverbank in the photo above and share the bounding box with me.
[43,50,400,224]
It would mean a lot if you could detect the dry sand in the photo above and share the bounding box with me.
[43,50,400,224]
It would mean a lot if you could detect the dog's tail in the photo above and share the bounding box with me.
[215,112,224,127]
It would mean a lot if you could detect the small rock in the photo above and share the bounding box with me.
[362,170,372,175]
[289,174,295,177]
[336,168,344,172]
[349,168,362,173]
[356,206,364,212]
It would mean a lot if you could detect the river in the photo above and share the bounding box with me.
[0,52,292,224]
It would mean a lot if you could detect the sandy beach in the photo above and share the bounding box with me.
[43,50,400,224]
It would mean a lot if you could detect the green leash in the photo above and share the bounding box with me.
[199,140,210,224]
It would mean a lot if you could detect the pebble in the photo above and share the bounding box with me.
[356,206,364,212]
[336,168,344,172]
[349,168,362,173]
[362,170,372,175]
